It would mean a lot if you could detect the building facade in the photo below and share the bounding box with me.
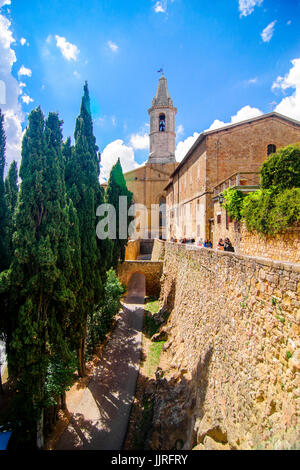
[123,74,178,238]
[165,112,300,245]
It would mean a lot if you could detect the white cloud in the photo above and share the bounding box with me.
[272,58,300,121]
[19,81,26,88]
[108,40,118,52]
[0,11,24,169]
[18,65,32,78]
[176,124,184,137]
[20,37,27,46]
[238,0,263,17]
[0,0,11,7]
[247,77,258,84]
[154,1,167,13]
[153,0,175,14]
[130,132,149,150]
[0,14,16,71]
[21,94,34,105]
[73,70,80,79]
[261,20,277,43]
[55,35,79,61]
[175,132,200,162]
[100,139,140,182]
[208,105,263,131]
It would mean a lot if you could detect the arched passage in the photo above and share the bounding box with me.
[118,260,163,298]
[125,272,146,304]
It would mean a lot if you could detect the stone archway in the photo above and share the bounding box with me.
[118,260,163,298]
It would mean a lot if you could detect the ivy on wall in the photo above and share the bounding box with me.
[221,144,300,235]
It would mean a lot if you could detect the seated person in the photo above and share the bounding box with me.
[224,237,234,252]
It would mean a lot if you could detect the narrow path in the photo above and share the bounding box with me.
[56,275,145,450]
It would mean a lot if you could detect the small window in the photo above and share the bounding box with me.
[159,114,165,132]
[217,214,221,224]
[267,144,276,156]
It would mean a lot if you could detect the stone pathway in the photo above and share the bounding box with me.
[56,275,145,450]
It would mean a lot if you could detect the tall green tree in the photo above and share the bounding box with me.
[106,158,133,269]
[0,109,8,271]
[5,160,18,262]
[7,108,77,447]
[65,82,105,376]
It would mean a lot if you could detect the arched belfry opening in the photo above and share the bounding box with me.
[159,114,166,132]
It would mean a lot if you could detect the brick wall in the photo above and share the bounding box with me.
[166,115,300,242]
[149,242,300,450]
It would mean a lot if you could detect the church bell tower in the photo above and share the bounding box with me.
[148,73,177,164]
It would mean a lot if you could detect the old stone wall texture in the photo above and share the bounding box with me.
[239,225,300,264]
[212,203,299,264]
[150,242,300,450]
[118,260,163,298]
[151,239,166,261]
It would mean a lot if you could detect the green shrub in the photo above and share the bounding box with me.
[260,144,300,191]
[86,268,125,355]
[222,144,300,235]
[222,188,245,222]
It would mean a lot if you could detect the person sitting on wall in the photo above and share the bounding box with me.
[197,238,203,247]
[217,238,224,250]
[224,237,234,252]
[204,239,212,248]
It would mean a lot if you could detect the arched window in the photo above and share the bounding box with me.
[267,144,276,156]
[159,114,165,132]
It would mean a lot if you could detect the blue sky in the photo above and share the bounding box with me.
[0,0,299,180]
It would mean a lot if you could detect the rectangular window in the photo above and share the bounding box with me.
[217,213,221,224]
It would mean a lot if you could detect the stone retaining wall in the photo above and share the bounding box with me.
[239,225,300,264]
[150,242,300,450]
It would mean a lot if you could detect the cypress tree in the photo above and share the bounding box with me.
[106,158,133,269]
[65,82,104,376]
[5,160,18,262]
[8,108,77,447]
[0,109,8,271]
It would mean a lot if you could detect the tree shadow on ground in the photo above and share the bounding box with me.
[56,303,144,450]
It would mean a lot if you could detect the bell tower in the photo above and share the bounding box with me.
[148,73,177,164]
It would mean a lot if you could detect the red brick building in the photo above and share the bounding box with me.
[165,112,300,244]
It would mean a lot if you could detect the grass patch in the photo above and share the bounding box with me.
[144,298,160,314]
[146,341,165,376]
[144,297,161,338]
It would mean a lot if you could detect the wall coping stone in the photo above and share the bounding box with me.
[164,241,300,272]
